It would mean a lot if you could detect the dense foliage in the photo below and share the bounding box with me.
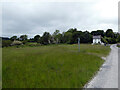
[2,40,12,47]
[2,28,120,47]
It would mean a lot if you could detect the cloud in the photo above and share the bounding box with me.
[2,0,118,38]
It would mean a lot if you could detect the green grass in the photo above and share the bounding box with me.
[2,44,110,88]
[117,45,120,47]
[117,44,120,48]
[0,48,2,89]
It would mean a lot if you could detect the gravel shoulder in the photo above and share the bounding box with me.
[85,44,118,88]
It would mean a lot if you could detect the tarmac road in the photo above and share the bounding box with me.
[85,44,118,88]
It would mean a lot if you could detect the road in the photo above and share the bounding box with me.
[85,44,118,88]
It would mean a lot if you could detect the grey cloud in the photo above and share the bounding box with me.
[2,1,117,38]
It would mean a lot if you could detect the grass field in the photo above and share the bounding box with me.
[2,44,110,88]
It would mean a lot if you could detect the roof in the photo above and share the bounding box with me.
[93,35,101,39]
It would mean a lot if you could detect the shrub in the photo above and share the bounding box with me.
[2,40,12,47]
[101,37,108,44]
[22,40,28,44]
[28,43,41,47]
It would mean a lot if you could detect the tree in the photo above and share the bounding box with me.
[41,32,51,45]
[34,35,40,43]
[53,33,63,44]
[62,28,78,44]
[10,36,17,41]
[91,30,104,37]
[105,29,114,38]
[101,37,108,44]
[20,35,28,41]
[117,34,120,42]
[53,30,60,44]
[81,31,92,43]
[68,28,77,33]
[53,30,60,36]
[61,32,66,43]
[104,36,117,44]
[71,31,82,44]
[28,38,34,42]
[57,33,63,43]
[64,32,73,44]
[2,40,12,47]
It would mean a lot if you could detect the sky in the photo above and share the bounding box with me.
[1,0,119,38]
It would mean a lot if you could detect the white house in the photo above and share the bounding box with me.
[92,35,102,44]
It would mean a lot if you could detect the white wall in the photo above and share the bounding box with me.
[93,39,101,44]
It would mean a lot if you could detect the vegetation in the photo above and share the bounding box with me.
[34,35,40,43]
[0,48,1,89]
[1,28,117,88]
[2,40,12,47]
[19,35,28,41]
[3,44,110,88]
[10,36,17,41]
[117,43,120,47]
[2,28,120,48]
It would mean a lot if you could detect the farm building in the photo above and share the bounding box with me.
[92,35,102,44]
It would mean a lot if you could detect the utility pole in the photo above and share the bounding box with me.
[78,38,80,52]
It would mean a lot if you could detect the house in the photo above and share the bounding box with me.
[92,35,102,44]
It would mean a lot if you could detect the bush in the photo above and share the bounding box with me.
[22,40,28,44]
[107,38,116,44]
[28,43,41,47]
[101,37,108,44]
[2,40,12,47]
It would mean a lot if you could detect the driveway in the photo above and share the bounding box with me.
[85,44,118,88]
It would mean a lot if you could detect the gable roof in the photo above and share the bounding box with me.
[93,35,101,39]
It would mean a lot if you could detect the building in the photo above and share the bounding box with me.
[92,35,101,44]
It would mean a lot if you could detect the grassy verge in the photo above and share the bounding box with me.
[2,44,110,88]
[0,48,2,89]
[117,44,120,48]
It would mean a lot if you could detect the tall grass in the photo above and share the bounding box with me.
[2,44,110,88]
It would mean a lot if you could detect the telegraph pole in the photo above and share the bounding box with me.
[78,38,80,52]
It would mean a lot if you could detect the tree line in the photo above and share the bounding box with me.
[2,28,120,47]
